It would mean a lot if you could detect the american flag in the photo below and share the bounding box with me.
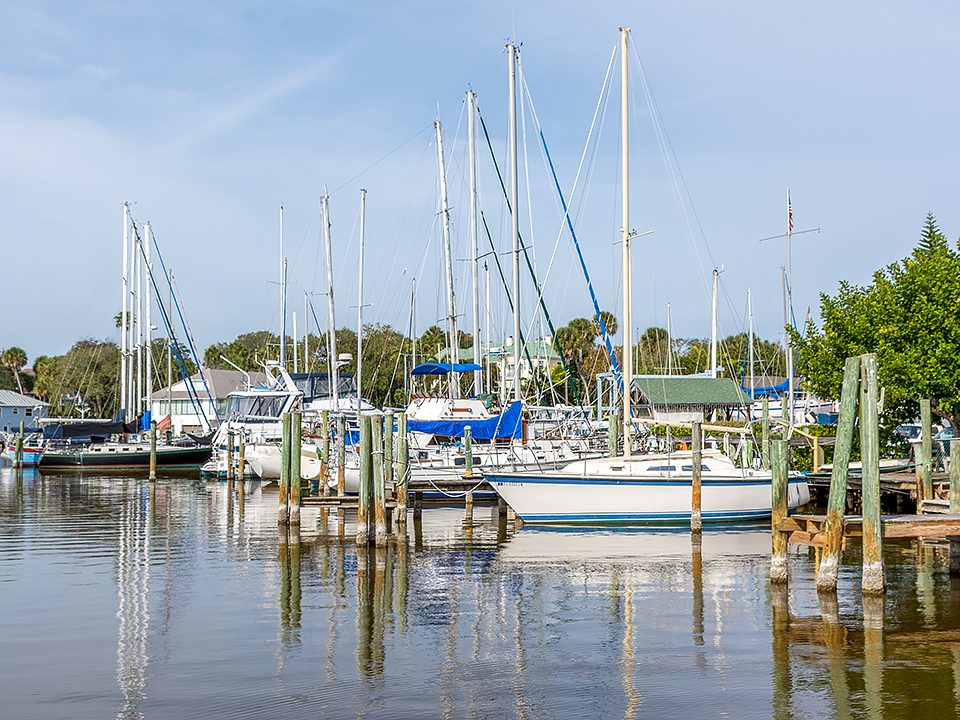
[787,191,794,234]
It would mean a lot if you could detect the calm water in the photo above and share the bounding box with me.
[2,470,960,719]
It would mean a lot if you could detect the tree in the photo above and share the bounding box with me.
[418,326,446,360]
[33,340,120,417]
[792,214,960,430]
[1,346,27,394]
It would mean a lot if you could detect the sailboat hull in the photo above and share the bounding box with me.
[485,472,810,524]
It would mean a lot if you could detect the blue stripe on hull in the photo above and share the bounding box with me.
[520,509,776,524]
[488,475,806,487]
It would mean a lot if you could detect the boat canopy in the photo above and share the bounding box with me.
[741,378,790,398]
[42,420,138,440]
[407,401,523,440]
[411,362,483,376]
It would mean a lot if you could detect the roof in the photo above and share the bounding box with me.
[0,389,49,408]
[436,338,561,363]
[632,376,746,407]
[153,369,268,401]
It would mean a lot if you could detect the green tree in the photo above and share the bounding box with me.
[1,346,28,394]
[792,214,960,430]
[418,326,446,360]
[33,340,120,417]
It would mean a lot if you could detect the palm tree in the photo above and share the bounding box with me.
[2,346,27,394]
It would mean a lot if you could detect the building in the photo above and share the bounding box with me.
[0,389,49,433]
[436,337,562,381]
[150,369,267,436]
[631,375,747,424]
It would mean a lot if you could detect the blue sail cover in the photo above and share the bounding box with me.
[411,362,483,376]
[408,401,523,440]
[741,378,790,398]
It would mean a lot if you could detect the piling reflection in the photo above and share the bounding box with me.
[116,485,151,720]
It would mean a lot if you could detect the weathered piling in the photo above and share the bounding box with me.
[607,413,618,458]
[357,415,372,545]
[812,435,823,474]
[278,413,290,525]
[951,438,960,514]
[413,491,423,521]
[226,429,234,481]
[761,397,771,470]
[770,438,790,584]
[238,432,246,478]
[373,414,388,547]
[395,412,408,527]
[816,355,861,592]
[690,420,702,531]
[745,438,754,468]
[463,425,474,478]
[290,412,302,526]
[860,354,885,595]
[919,398,933,502]
[384,411,394,489]
[722,433,731,461]
[149,420,157,481]
[335,415,346,496]
[321,409,331,493]
[14,421,23,469]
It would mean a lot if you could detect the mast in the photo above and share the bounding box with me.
[410,277,417,395]
[135,223,143,415]
[507,42,522,402]
[120,204,129,420]
[321,191,339,411]
[127,217,136,414]
[292,312,298,373]
[434,119,459,400]
[484,261,492,396]
[304,292,309,374]
[279,206,287,368]
[619,26,632,456]
[785,190,795,429]
[748,288,755,401]
[357,188,366,407]
[666,303,673,376]
[167,269,173,418]
[144,222,153,419]
[467,90,482,396]
[710,267,719,379]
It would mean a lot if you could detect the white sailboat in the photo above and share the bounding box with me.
[485,27,810,524]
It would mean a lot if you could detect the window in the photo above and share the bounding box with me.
[12,408,18,415]
[681,464,711,472]
[25,409,32,416]
[647,465,677,472]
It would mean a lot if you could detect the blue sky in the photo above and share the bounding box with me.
[2,1,958,362]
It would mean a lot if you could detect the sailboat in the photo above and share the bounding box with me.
[486,27,810,524]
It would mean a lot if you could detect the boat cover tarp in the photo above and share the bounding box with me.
[407,401,523,440]
[411,362,483,376]
[741,378,790,397]
[42,420,138,440]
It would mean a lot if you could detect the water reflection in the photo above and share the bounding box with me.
[10,473,960,718]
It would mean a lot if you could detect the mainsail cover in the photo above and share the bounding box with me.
[407,401,523,440]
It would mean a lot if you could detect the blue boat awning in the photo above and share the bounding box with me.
[411,362,482,376]
[408,401,523,440]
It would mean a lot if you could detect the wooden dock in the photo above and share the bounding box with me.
[782,512,960,548]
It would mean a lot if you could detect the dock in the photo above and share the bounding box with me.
[781,513,960,547]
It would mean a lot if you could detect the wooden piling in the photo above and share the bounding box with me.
[816,355,861,592]
[290,412,302,525]
[607,413,619,458]
[920,398,933,502]
[745,439,754,468]
[396,412,408,527]
[357,415,372,545]
[860,353,885,595]
[226,429,234,482]
[762,397,771,470]
[278,413,290,525]
[951,438,960,514]
[384,411,394,489]
[464,425,473,478]
[148,420,157,481]
[413,490,423,521]
[321,409,331,491]
[690,420,702,531]
[14,421,23,468]
[722,432,731,460]
[335,414,346,496]
[373,414,387,547]
[812,435,823,474]
[238,432,246,478]
[770,438,789,584]
[465,490,474,520]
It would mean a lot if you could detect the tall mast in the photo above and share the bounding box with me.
[167,269,173,418]
[135,224,143,415]
[292,312,298,373]
[303,293,309,374]
[748,288,755,400]
[666,303,673,376]
[507,42,522,402]
[144,222,153,418]
[619,26,632,456]
[785,190,795,429]
[120,203,129,419]
[357,188,367,407]
[127,217,136,414]
[484,261,492,396]
[279,206,287,368]
[434,119,459,400]
[410,277,417,394]
[710,267,719,379]
[467,90,482,396]
[321,191,339,411]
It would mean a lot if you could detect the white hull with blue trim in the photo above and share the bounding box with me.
[486,450,810,525]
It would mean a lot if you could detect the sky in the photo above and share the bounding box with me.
[2,1,958,364]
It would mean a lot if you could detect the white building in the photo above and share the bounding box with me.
[150,369,267,436]
[0,389,49,433]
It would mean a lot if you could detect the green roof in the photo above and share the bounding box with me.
[632,376,746,407]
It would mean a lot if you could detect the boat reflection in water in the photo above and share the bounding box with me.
[7,473,960,718]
